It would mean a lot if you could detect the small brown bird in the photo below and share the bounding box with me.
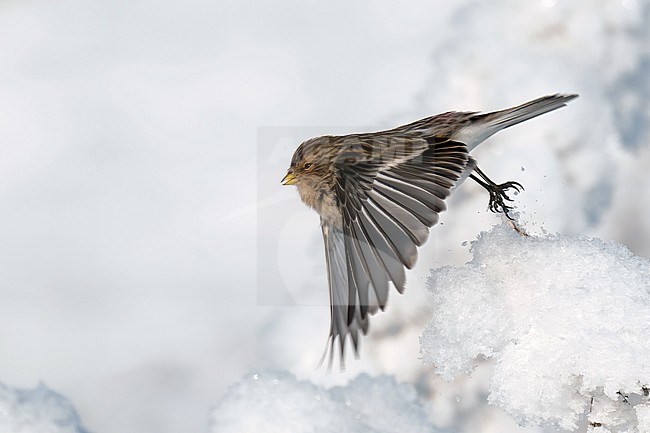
[282,94,578,368]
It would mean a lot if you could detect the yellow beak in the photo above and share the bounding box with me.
[281,172,297,185]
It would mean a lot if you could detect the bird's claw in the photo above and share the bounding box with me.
[486,181,524,220]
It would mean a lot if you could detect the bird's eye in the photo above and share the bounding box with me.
[303,163,313,170]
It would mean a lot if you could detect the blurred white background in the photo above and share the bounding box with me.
[0,0,648,432]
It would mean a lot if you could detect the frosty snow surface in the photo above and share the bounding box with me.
[0,383,89,433]
[210,372,435,433]
[422,223,650,432]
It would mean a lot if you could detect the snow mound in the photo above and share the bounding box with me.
[0,382,89,433]
[421,223,650,432]
[210,372,437,433]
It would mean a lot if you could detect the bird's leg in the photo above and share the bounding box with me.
[470,166,523,221]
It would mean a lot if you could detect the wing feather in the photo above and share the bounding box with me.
[350,222,389,311]
[320,137,471,368]
[321,221,368,370]
[367,190,429,246]
[363,199,418,269]
[357,207,407,292]
[372,180,441,225]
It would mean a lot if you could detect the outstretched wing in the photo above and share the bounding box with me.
[320,135,473,368]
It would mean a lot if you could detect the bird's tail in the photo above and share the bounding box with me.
[478,94,578,130]
[459,94,578,151]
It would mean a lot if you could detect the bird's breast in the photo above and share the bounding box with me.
[297,183,342,228]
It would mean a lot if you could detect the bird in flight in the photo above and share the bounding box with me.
[282,94,578,368]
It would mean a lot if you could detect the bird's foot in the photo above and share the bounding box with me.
[470,167,525,224]
[486,181,523,220]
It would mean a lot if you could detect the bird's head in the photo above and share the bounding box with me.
[282,136,335,187]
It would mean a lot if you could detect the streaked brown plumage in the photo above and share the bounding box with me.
[282,94,578,368]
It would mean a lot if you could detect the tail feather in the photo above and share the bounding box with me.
[456,94,578,151]
[480,93,578,130]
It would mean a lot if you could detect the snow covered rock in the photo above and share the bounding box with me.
[421,223,650,432]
